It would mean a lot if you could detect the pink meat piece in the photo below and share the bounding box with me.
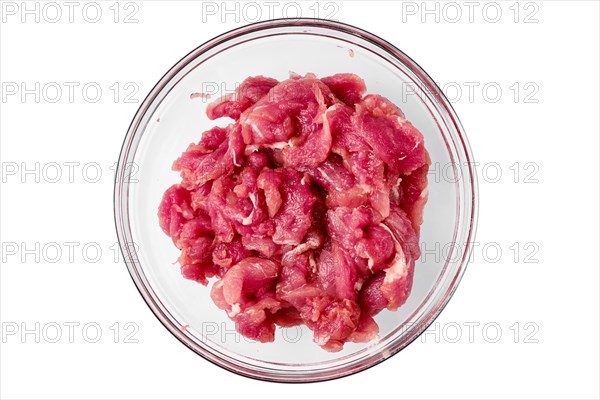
[210,257,281,342]
[302,156,368,209]
[318,245,357,300]
[348,312,379,343]
[348,151,390,218]
[358,273,388,316]
[307,297,361,352]
[281,285,361,351]
[176,213,212,242]
[158,184,194,242]
[325,206,373,277]
[360,93,405,117]
[173,124,244,188]
[159,73,430,351]
[379,206,420,310]
[209,278,229,311]
[321,73,367,107]
[358,207,420,313]
[398,151,431,235]
[355,95,427,175]
[210,282,281,342]
[326,206,371,252]
[329,103,369,156]
[271,168,315,245]
[178,236,215,285]
[275,235,322,301]
[384,205,421,260]
[216,257,279,308]
[190,125,227,151]
[304,156,355,192]
[233,75,338,168]
[280,114,332,168]
[355,225,396,272]
[232,294,281,342]
[212,237,252,272]
[207,76,279,121]
[281,229,322,267]
[269,76,336,168]
[206,168,276,242]
[256,168,283,218]
[206,176,238,243]
[232,167,268,227]
[277,252,310,297]
[174,215,216,285]
[241,235,281,258]
[239,74,337,149]
[190,182,213,213]
[381,259,415,312]
[245,151,270,170]
[271,307,304,327]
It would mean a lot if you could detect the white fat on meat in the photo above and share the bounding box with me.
[378,223,409,285]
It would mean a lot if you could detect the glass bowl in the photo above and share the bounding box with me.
[114,18,478,383]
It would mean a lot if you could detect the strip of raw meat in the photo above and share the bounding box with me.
[398,151,431,235]
[207,76,279,120]
[173,124,244,188]
[355,95,427,175]
[321,73,367,107]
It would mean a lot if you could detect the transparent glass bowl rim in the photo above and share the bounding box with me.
[114,18,479,383]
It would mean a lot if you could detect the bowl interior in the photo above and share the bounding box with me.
[120,22,471,380]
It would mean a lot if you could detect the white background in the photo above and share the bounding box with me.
[1,1,599,399]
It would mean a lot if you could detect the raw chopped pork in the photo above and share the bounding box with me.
[159,73,430,351]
